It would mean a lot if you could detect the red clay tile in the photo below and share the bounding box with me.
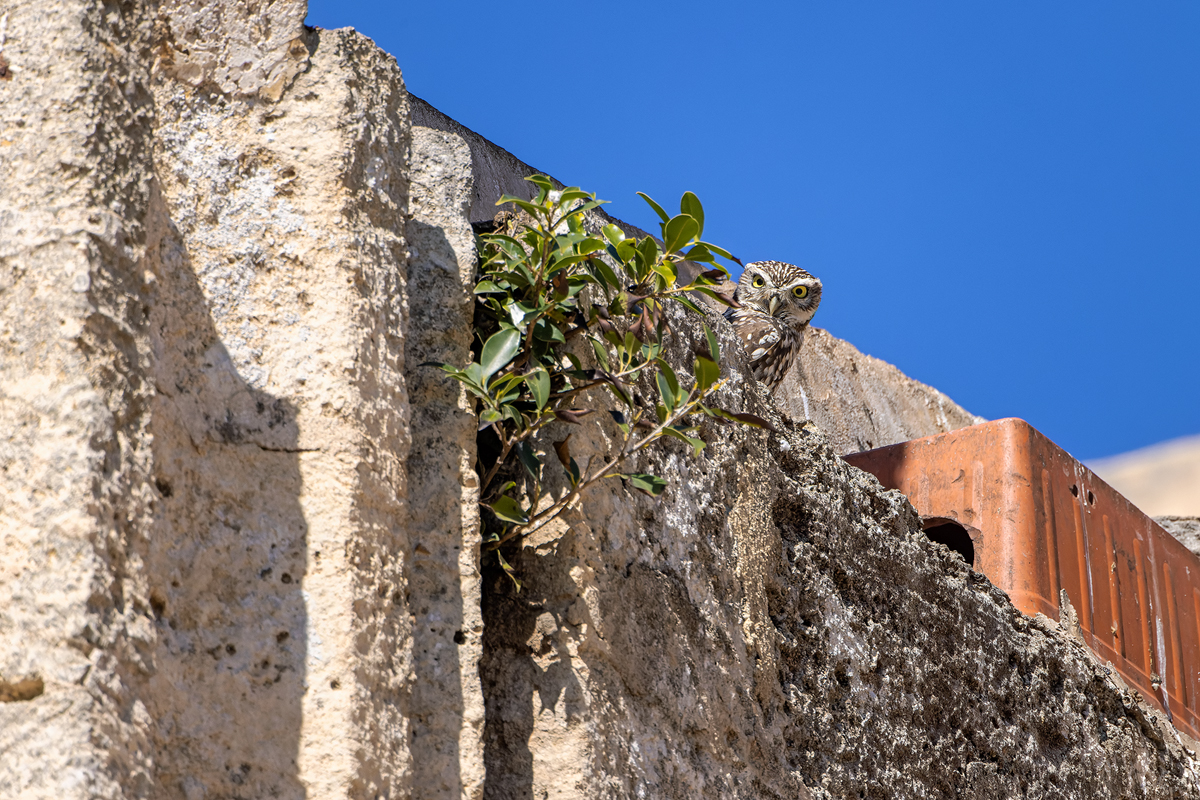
[845,418,1200,738]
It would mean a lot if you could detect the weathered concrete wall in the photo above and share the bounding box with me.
[1,1,161,795]
[480,300,1200,798]
[3,2,1198,798]
[1,3,481,798]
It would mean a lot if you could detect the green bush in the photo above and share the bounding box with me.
[436,176,766,584]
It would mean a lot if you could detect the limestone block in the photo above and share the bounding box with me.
[405,125,486,800]
[156,0,310,100]
[148,26,416,800]
[1,0,160,796]
[1,1,482,795]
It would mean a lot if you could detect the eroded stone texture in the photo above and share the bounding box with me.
[2,2,478,796]
[148,26,419,800]
[779,326,985,454]
[405,125,486,800]
[156,0,310,99]
[0,0,160,796]
[481,298,1200,798]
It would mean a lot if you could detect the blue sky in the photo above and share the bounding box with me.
[306,1,1199,461]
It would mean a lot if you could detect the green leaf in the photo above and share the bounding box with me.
[656,371,676,413]
[478,407,502,431]
[695,355,719,393]
[488,495,529,525]
[636,192,670,223]
[663,214,700,255]
[680,192,704,238]
[496,194,543,218]
[663,426,706,456]
[496,550,522,592]
[694,285,739,308]
[592,257,621,291]
[652,257,678,286]
[695,240,736,261]
[506,301,530,327]
[515,441,542,482]
[533,318,566,343]
[474,280,505,294]
[673,294,705,315]
[558,188,592,202]
[464,362,485,390]
[481,328,521,379]
[703,322,720,362]
[524,174,555,192]
[525,367,550,409]
[602,224,626,245]
[550,253,591,272]
[658,359,681,404]
[682,244,712,264]
[613,238,638,264]
[590,337,611,371]
[637,238,659,278]
[625,473,667,497]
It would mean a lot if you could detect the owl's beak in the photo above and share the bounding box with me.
[768,295,781,316]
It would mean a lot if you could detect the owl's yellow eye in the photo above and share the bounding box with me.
[792,285,809,299]
[752,275,765,288]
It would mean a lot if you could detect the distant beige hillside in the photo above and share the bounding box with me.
[1090,435,1200,517]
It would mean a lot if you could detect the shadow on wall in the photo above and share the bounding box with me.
[145,200,308,799]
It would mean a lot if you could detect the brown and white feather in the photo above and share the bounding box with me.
[724,260,822,390]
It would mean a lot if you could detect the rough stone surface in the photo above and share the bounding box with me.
[405,125,486,800]
[156,0,310,99]
[1,1,160,795]
[1159,517,1200,557]
[1,4,479,798]
[778,326,985,454]
[3,2,1199,798]
[480,299,1200,798]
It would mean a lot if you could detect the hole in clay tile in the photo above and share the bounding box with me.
[922,518,975,567]
[1070,484,1079,497]
[1087,490,1095,505]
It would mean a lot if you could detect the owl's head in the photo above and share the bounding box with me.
[737,260,823,327]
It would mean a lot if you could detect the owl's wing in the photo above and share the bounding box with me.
[733,314,782,359]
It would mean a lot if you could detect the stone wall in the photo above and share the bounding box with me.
[1,2,1197,798]
[1,4,481,797]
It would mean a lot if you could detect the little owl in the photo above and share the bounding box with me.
[724,260,822,390]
